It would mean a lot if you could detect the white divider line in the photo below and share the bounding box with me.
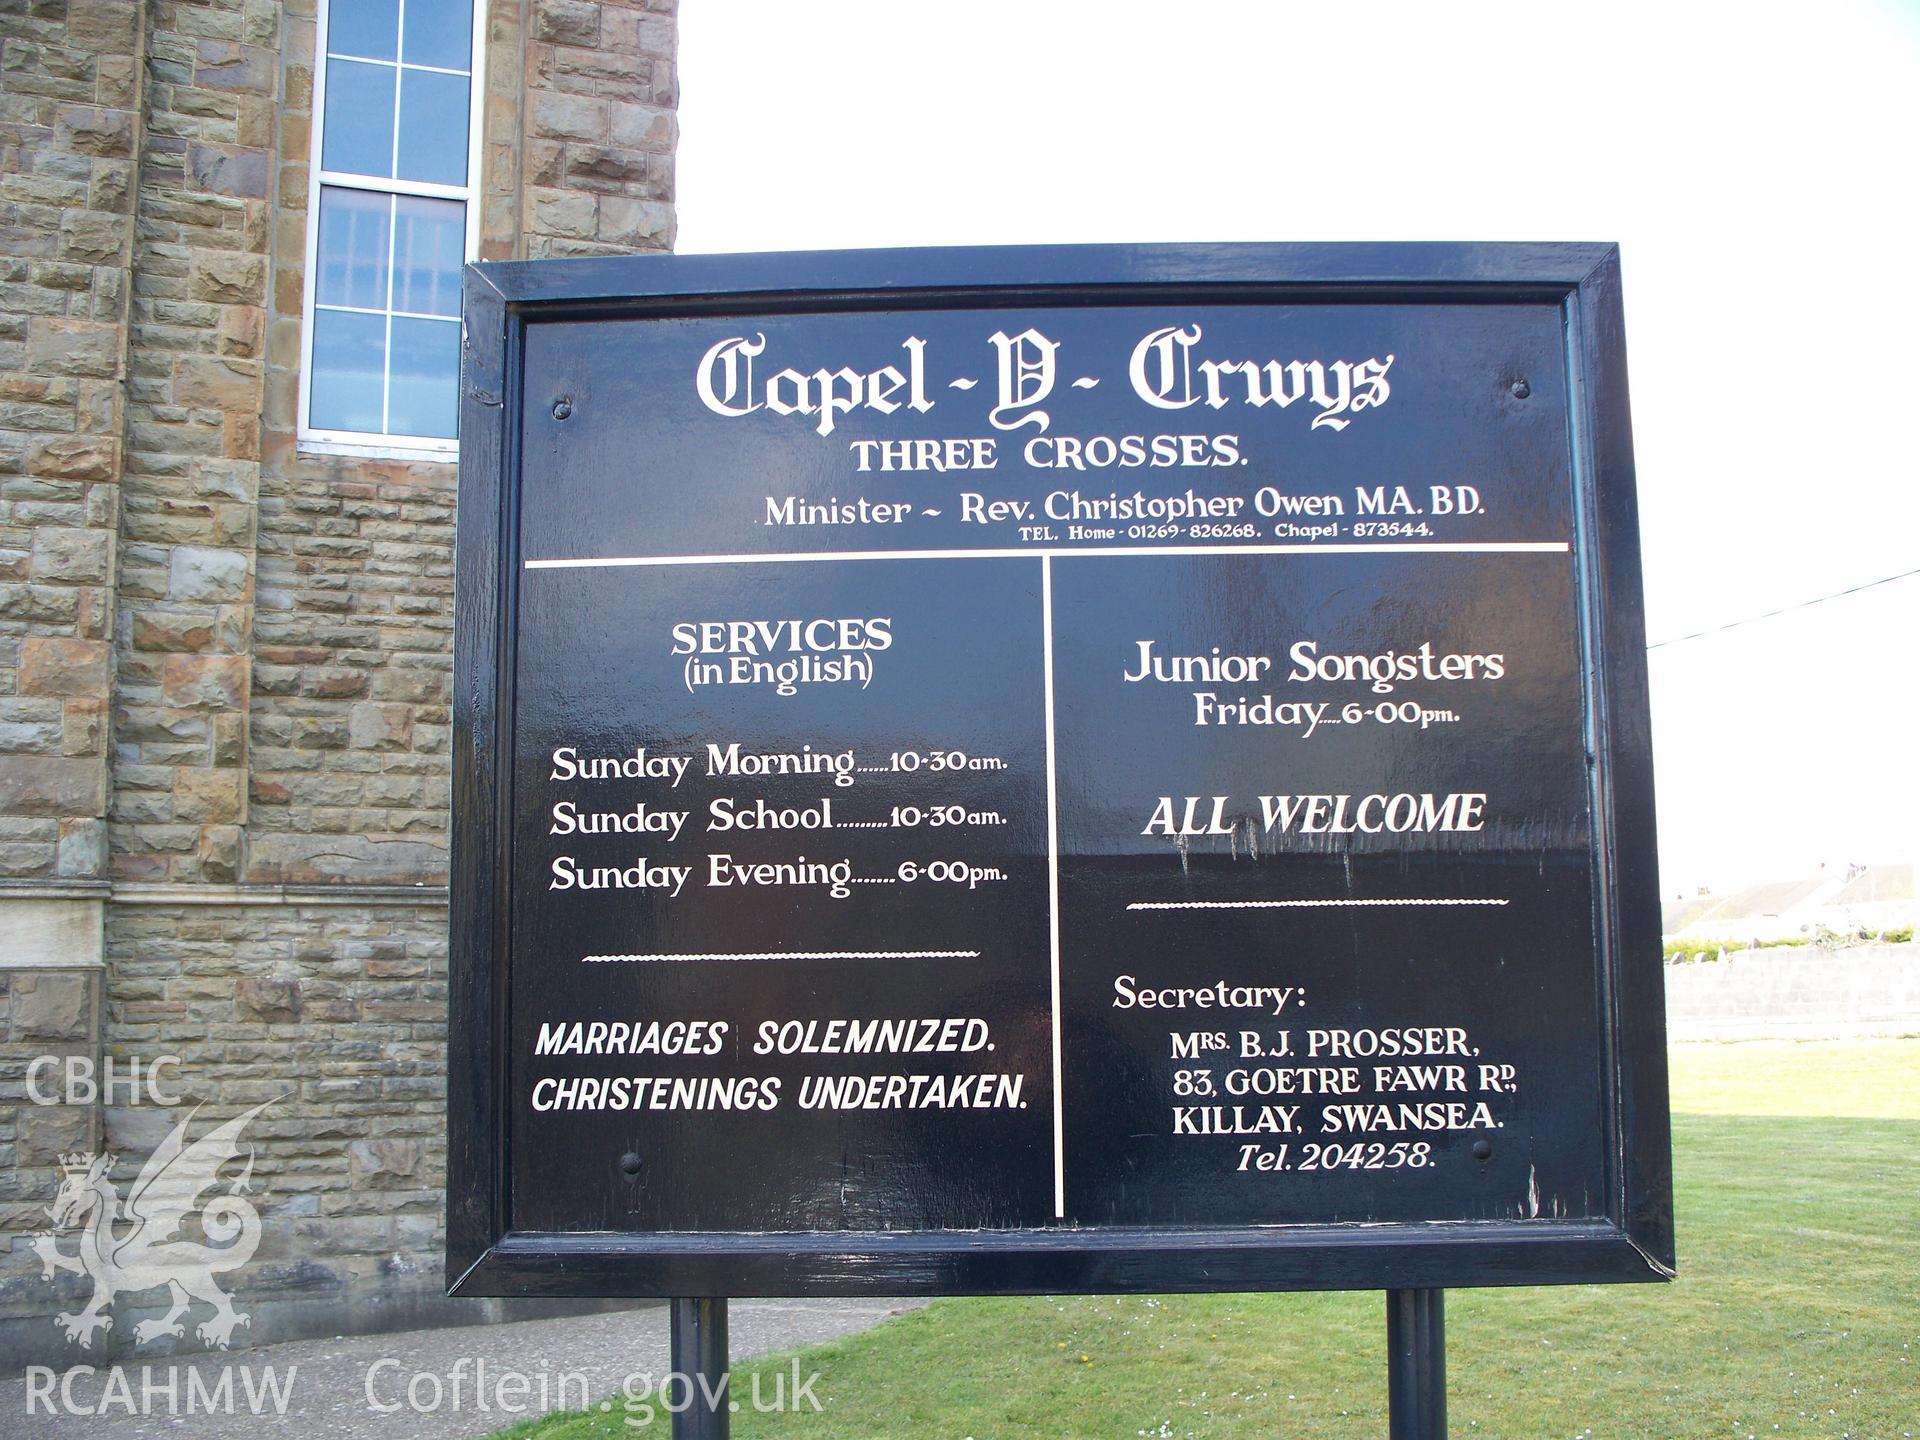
[1127,898,1510,910]
[527,541,1571,570]
[1041,552,1066,1221]
[582,950,980,962]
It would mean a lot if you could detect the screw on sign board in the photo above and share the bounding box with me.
[448,244,1672,1431]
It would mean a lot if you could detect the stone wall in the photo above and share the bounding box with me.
[1666,945,1920,1042]
[1,0,144,1368]
[0,0,135,895]
[0,0,676,1372]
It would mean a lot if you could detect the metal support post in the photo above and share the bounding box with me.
[1387,1287,1446,1439]
[670,1296,730,1439]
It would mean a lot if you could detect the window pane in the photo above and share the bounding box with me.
[389,317,459,438]
[391,195,463,317]
[310,309,387,433]
[327,0,399,59]
[322,59,396,178]
[403,0,473,70]
[396,68,469,186]
[314,188,391,310]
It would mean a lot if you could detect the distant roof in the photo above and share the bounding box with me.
[1661,894,1719,933]
[1693,878,1827,925]
[1664,862,1916,935]
[1835,863,1915,905]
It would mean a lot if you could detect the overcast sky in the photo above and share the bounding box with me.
[676,0,1920,894]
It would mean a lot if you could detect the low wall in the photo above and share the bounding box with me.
[1664,944,1920,1040]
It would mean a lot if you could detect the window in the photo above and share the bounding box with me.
[300,0,483,458]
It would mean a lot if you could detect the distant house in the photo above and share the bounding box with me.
[1663,863,1915,946]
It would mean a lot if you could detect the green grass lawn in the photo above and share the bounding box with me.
[502,1039,1920,1439]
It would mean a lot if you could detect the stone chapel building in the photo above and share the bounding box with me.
[0,0,677,1367]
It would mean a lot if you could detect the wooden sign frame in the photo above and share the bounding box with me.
[447,243,1672,1299]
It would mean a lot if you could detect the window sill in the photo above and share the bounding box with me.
[298,435,459,464]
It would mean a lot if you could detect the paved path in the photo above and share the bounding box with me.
[4,1299,926,1438]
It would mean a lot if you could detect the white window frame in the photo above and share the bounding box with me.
[298,0,486,462]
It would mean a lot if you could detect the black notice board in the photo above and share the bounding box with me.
[448,243,1673,1297]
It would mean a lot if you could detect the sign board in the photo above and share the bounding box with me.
[448,244,1673,1298]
